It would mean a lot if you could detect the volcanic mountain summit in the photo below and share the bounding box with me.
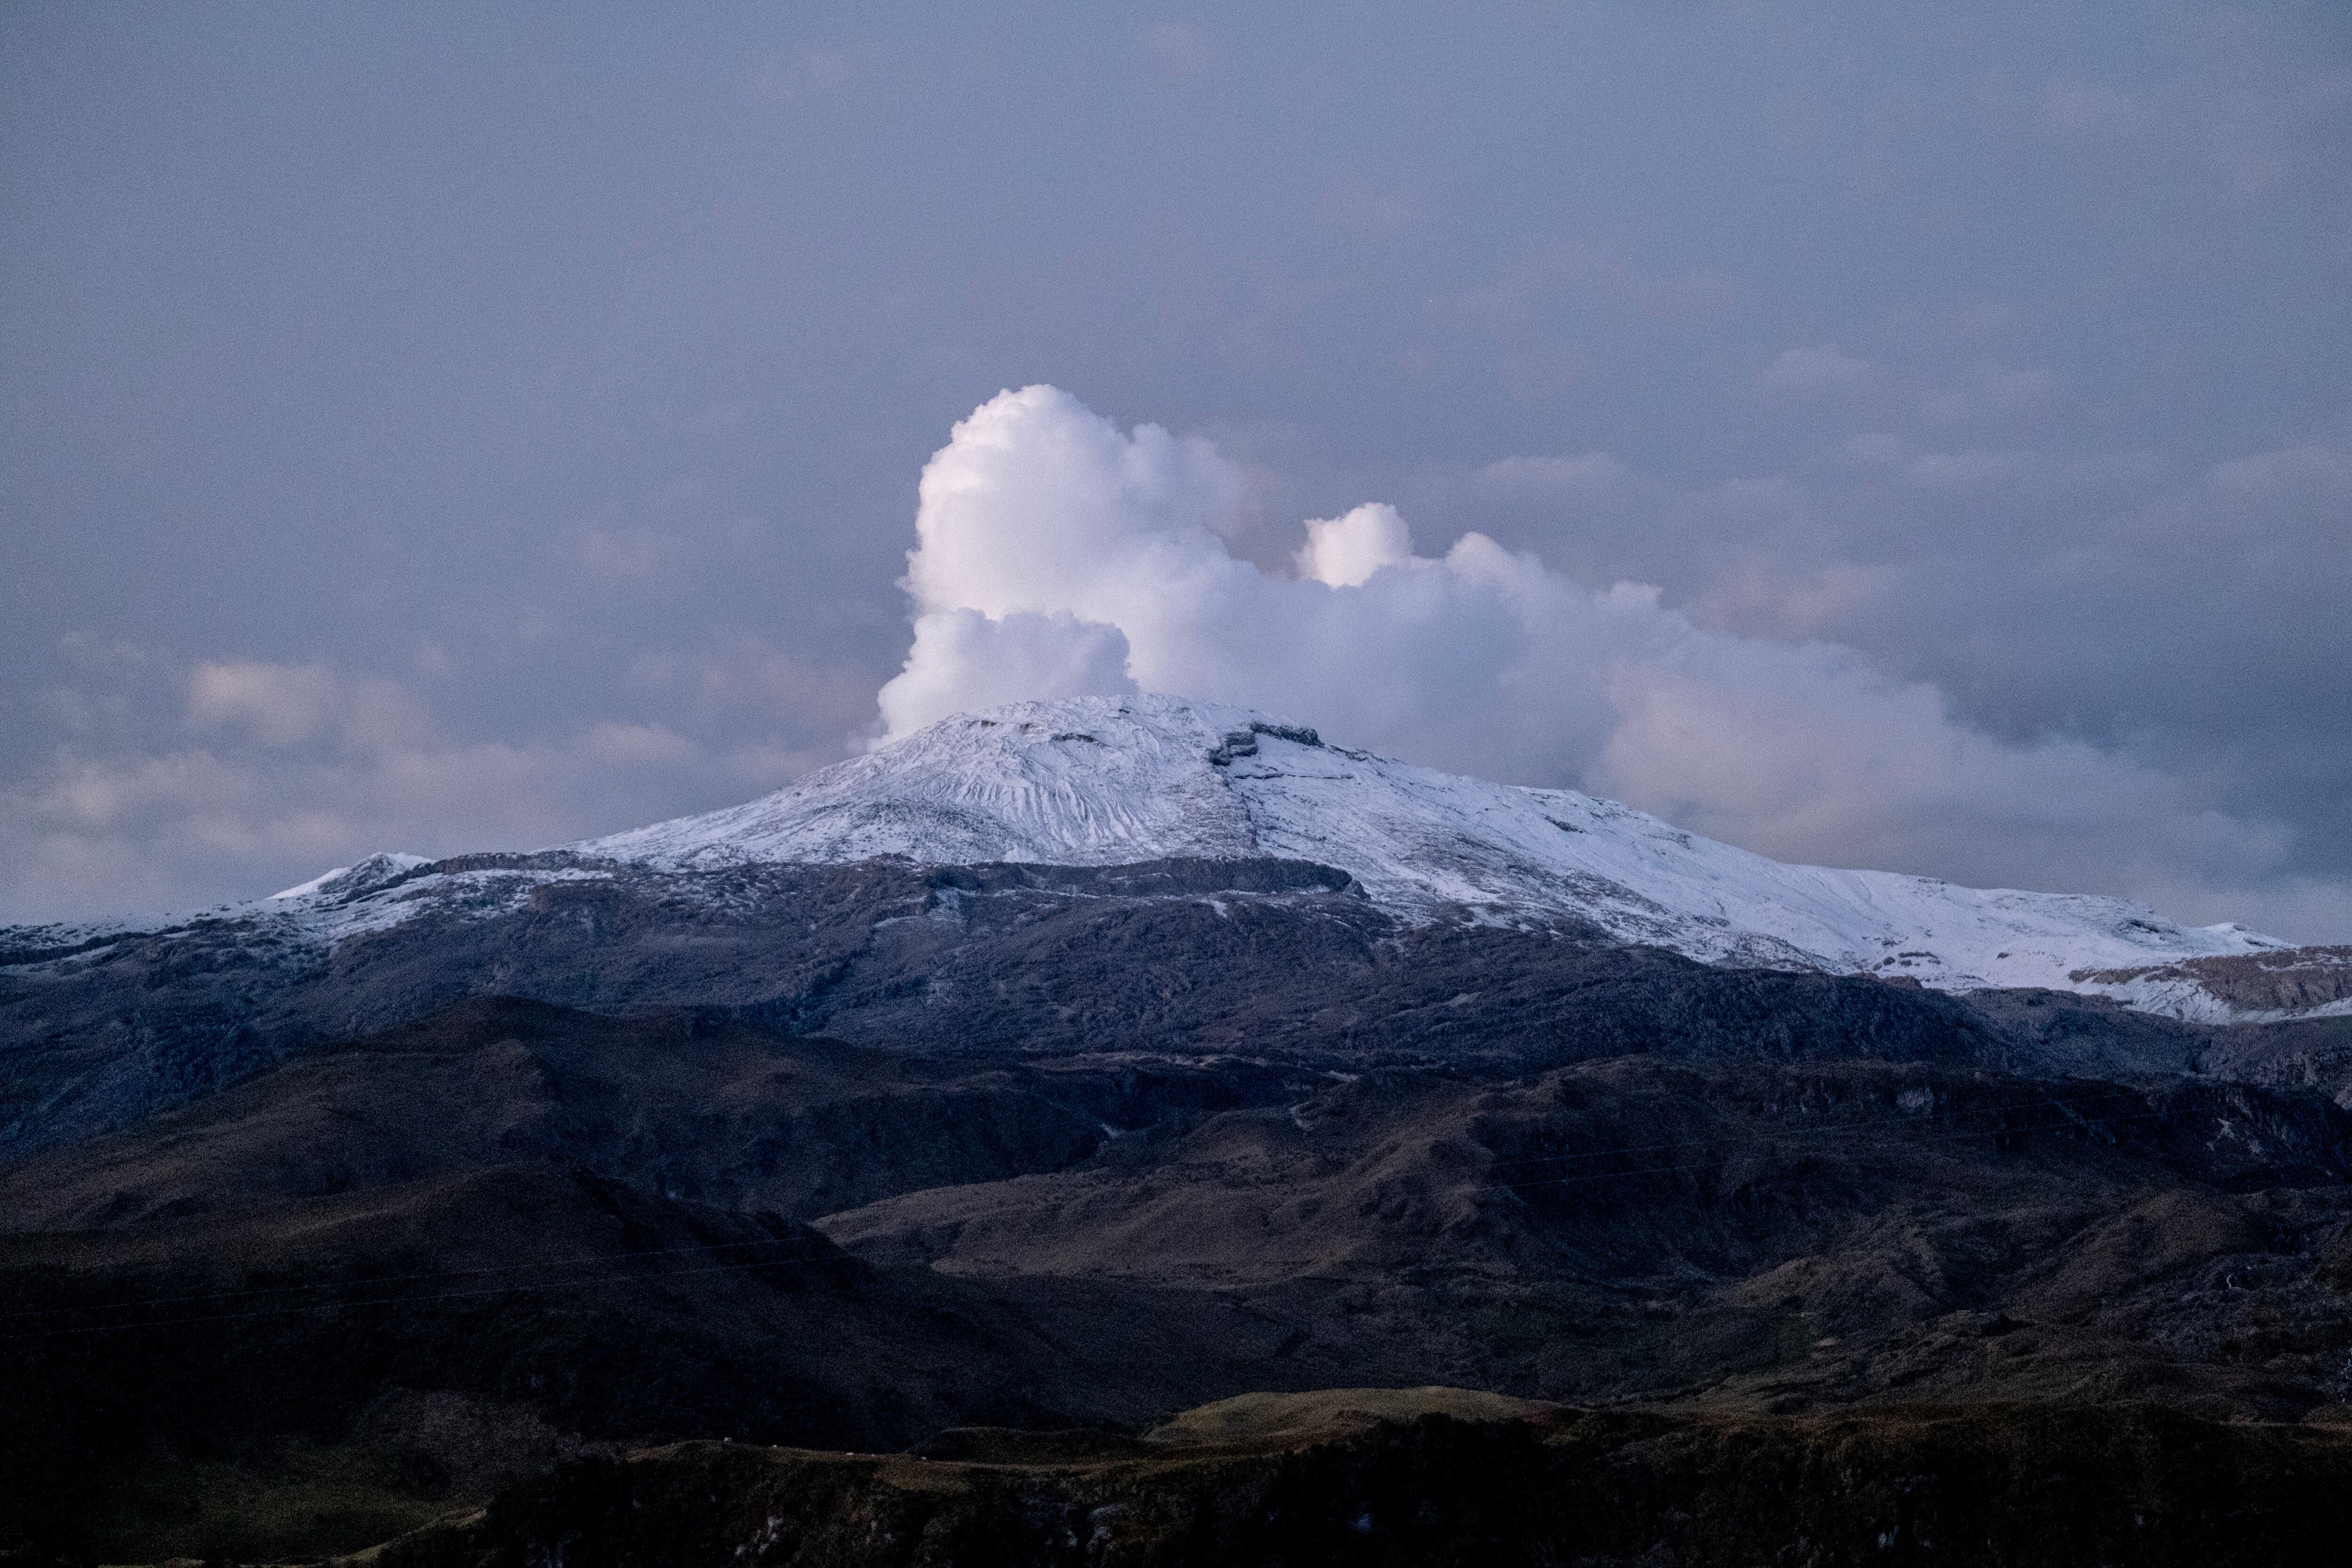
[6,693,2349,1171]
[16,694,2339,1045]
[582,694,2332,1017]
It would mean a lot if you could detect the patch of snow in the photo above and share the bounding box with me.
[266,851,429,901]
[576,694,2290,1018]
[268,866,356,902]
[11,693,2320,1027]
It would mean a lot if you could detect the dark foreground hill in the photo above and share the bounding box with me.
[372,1391,2352,1568]
[9,982,2352,1560]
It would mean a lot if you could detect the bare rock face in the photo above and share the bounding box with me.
[2198,1013,2352,1106]
[2073,947,2352,1019]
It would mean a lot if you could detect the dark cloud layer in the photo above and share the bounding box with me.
[2,3,2346,935]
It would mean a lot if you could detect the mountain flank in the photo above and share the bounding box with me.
[7,696,2352,1560]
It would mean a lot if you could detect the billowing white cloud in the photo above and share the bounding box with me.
[1295,504,1414,588]
[881,609,1136,735]
[877,386,2346,936]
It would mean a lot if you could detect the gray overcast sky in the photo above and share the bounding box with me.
[4,2,2349,938]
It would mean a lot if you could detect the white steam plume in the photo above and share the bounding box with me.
[877,385,2328,918]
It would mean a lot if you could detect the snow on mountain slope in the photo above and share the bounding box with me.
[582,694,2302,1016]
[14,693,2330,1026]
[590,699,1262,871]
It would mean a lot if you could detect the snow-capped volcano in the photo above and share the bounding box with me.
[580,694,2326,1021]
[15,695,2343,1027]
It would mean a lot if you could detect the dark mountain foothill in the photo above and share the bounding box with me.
[0,853,2241,1162]
[366,1395,2352,1568]
[7,851,2352,1561]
